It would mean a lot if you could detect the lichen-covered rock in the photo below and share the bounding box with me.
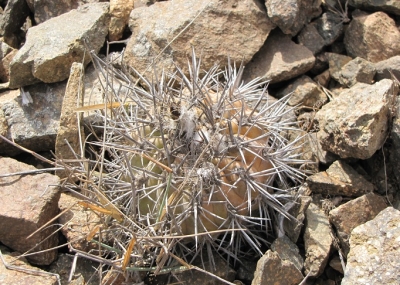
[337,57,376,87]
[342,207,399,285]
[344,10,400,63]
[316,79,397,159]
[8,2,110,88]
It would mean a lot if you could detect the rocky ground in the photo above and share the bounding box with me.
[0,0,400,284]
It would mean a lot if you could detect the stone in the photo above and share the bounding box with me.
[125,0,274,79]
[0,0,30,48]
[374,55,400,82]
[243,29,315,83]
[283,194,312,243]
[0,82,64,155]
[307,160,374,197]
[315,79,397,159]
[8,2,110,88]
[329,193,387,256]
[337,57,376,87]
[344,10,400,63]
[0,246,58,285]
[109,0,134,41]
[342,207,400,285]
[304,202,332,277]
[326,52,352,82]
[348,0,400,16]
[306,132,339,165]
[265,0,322,36]
[271,235,304,272]
[297,22,325,55]
[251,250,303,285]
[329,254,344,274]
[0,157,60,265]
[276,75,327,107]
[0,47,17,83]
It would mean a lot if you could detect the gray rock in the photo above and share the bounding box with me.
[0,82,64,155]
[243,29,315,83]
[125,0,274,79]
[344,10,400,63]
[0,0,30,48]
[283,195,312,243]
[271,235,304,273]
[265,0,322,36]
[329,193,387,256]
[0,157,60,265]
[326,52,352,82]
[316,79,397,159]
[304,202,332,277]
[307,160,374,197]
[297,22,325,55]
[348,0,400,16]
[342,207,400,285]
[252,250,303,285]
[9,2,110,88]
[306,132,339,165]
[338,57,376,87]
[374,55,400,81]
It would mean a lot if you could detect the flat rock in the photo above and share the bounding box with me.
[315,79,397,159]
[329,193,387,256]
[0,246,58,285]
[304,202,332,277]
[0,157,60,265]
[337,57,376,87]
[251,250,303,285]
[348,0,400,16]
[125,0,274,78]
[344,10,400,63]
[0,82,64,155]
[8,2,110,88]
[342,207,400,285]
[243,29,315,83]
[307,160,374,197]
[374,55,400,81]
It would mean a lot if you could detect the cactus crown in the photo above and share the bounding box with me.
[66,49,307,277]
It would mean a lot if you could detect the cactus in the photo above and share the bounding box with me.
[69,50,307,278]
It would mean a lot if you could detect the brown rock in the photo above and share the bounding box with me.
[0,157,60,265]
[338,57,376,87]
[109,0,134,41]
[344,10,400,63]
[0,47,17,83]
[243,29,315,83]
[329,193,387,256]
[326,52,352,82]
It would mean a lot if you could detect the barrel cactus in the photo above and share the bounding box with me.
[71,50,307,279]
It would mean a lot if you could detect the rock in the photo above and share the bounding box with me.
[251,250,303,285]
[329,254,344,274]
[0,157,60,265]
[315,79,397,159]
[0,246,58,285]
[0,82,64,155]
[342,207,400,285]
[271,235,304,273]
[0,0,30,48]
[8,2,110,88]
[283,194,312,243]
[125,0,274,79]
[337,57,376,87]
[348,0,400,16]
[297,21,325,55]
[329,193,387,256]
[55,62,84,179]
[109,0,134,41]
[58,193,103,252]
[344,10,400,63]
[304,202,332,277]
[265,0,322,36]
[307,160,374,197]
[306,133,339,164]
[0,46,17,83]
[374,55,400,81]
[326,52,352,82]
[276,75,327,107]
[243,29,315,83]
[390,97,400,179]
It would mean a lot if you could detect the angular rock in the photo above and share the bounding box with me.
[344,10,400,63]
[306,132,339,164]
[276,75,327,107]
[307,160,374,197]
[338,57,376,87]
[0,157,60,265]
[271,235,304,273]
[329,193,387,256]
[283,194,312,243]
[109,0,134,41]
[315,79,397,159]
[0,246,58,285]
[125,0,274,79]
[243,29,315,83]
[374,55,400,81]
[326,52,352,82]
[0,0,30,48]
[342,207,400,285]
[297,22,325,55]
[9,2,110,88]
[252,250,303,285]
[304,202,332,277]
[0,82,64,155]
[348,0,400,16]
[0,47,17,83]
[265,0,322,36]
